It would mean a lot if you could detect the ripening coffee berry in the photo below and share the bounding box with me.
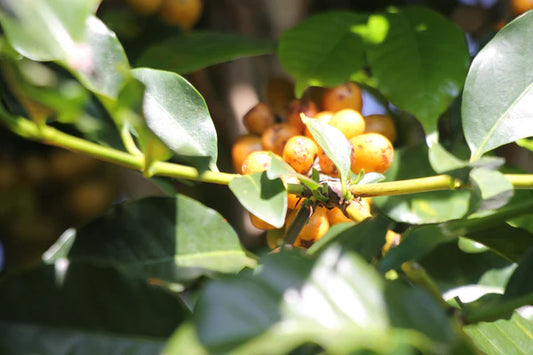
[350,133,394,174]
[364,114,397,143]
[261,123,299,156]
[322,82,363,113]
[328,108,366,140]
[241,150,273,175]
[327,206,354,225]
[286,99,318,134]
[231,135,262,174]
[287,205,329,245]
[243,103,275,135]
[159,0,203,29]
[249,212,276,230]
[282,136,319,174]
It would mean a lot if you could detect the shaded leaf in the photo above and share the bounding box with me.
[0,322,164,355]
[308,214,391,260]
[503,248,533,300]
[229,172,287,229]
[366,7,469,135]
[43,195,252,281]
[462,11,533,161]
[132,68,218,165]
[0,262,188,347]
[137,31,276,74]
[278,11,367,96]
[0,0,98,61]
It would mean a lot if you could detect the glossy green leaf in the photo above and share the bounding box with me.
[464,224,533,262]
[229,172,287,229]
[278,11,367,96]
[463,11,533,161]
[517,138,533,152]
[73,16,130,99]
[43,195,252,281]
[132,68,218,165]
[303,115,352,197]
[194,251,313,352]
[374,144,470,224]
[308,214,391,260]
[366,7,469,135]
[468,168,514,212]
[137,31,276,74]
[465,310,533,354]
[0,261,187,352]
[0,0,98,61]
[163,322,208,355]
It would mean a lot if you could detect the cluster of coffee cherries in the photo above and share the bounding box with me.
[232,81,397,249]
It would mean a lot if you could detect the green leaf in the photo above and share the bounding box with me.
[366,7,469,135]
[465,310,533,354]
[164,322,208,355]
[517,138,533,152]
[278,11,367,96]
[503,248,533,301]
[137,31,276,74]
[194,251,313,352]
[43,195,252,281]
[308,214,391,260]
[463,11,533,161]
[468,168,514,212]
[464,224,533,262]
[229,172,287,229]
[131,68,218,166]
[0,261,188,350]
[374,144,471,224]
[0,322,164,355]
[303,115,352,198]
[0,0,98,61]
[73,16,130,99]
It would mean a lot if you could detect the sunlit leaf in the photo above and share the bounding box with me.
[278,11,367,96]
[137,31,276,74]
[463,12,533,161]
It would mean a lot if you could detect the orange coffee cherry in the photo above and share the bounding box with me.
[328,108,366,140]
[286,99,318,134]
[241,150,273,175]
[287,205,329,245]
[249,212,276,230]
[243,102,275,135]
[364,114,397,143]
[126,0,163,14]
[281,175,302,210]
[345,198,372,223]
[350,133,394,174]
[322,82,363,113]
[304,111,333,139]
[261,123,299,156]
[327,206,354,225]
[511,0,533,15]
[264,77,295,116]
[317,145,355,177]
[159,0,203,30]
[231,135,262,174]
[282,136,319,174]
